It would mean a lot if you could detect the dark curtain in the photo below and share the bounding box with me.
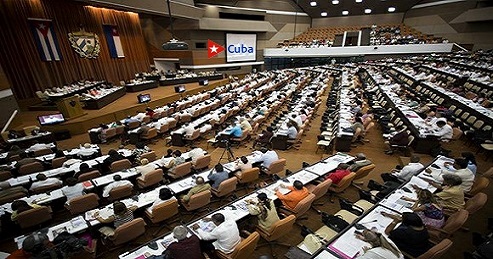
[0,0,151,100]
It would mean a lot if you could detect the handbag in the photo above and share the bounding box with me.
[321,212,349,232]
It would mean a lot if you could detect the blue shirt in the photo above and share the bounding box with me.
[287,126,298,139]
[208,170,229,189]
[229,125,243,138]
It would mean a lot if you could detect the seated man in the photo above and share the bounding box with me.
[29,174,62,191]
[384,125,409,154]
[165,150,186,173]
[102,175,133,198]
[191,213,241,255]
[434,174,465,212]
[433,158,474,192]
[208,164,229,189]
[275,180,310,210]
[252,126,274,149]
[287,122,298,140]
[325,163,351,185]
[257,147,279,169]
[25,141,52,153]
[348,153,372,172]
[136,158,155,176]
[239,117,252,132]
[234,156,252,173]
[78,143,99,159]
[164,226,203,259]
[381,156,424,183]
[61,177,84,204]
[226,121,243,138]
[434,120,453,142]
[180,176,211,204]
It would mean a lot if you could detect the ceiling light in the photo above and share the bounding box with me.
[388,6,396,12]
[310,1,317,7]
[321,11,328,16]
[342,10,349,15]
[355,0,363,3]
[364,8,372,14]
[332,0,339,5]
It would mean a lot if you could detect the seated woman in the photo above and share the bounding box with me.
[94,201,138,237]
[382,212,431,257]
[402,189,445,228]
[10,200,42,222]
[246,193,280,231]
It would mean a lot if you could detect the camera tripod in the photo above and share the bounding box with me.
[219,140,235,162]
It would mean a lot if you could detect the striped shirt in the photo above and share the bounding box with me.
[114,210,134,228]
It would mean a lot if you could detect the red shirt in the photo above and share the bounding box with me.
[326,169,350,185]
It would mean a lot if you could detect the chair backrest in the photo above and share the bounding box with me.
[451,127,463,140]
[159,124,169,134]
[417,239,453,259]
[442,209,469,236]
[139,151,157,162]
[185,190,211,211]
[108,184,133,201]
[68,193,100,215]
[17,206,52,229]
[149,198,179,223]
[33,148,53,157]
[237,168,260,184]
[128,121,140,130]
[267,159,286,176]
[330,172,356,193]
[229,231,260,259]
[0,187,29,204]
[77,170,101,182]
[467,176,490,196]
[170,162,192,179]
[0,171,12,181]
[52,157,67,168]
[353,164,376,181]
[193,155,211,171]
[19,162,44,175]
[115,126,125,135]
[261,215,296,241]
[31,182,62,194]
[464,192,487,215]
[105,128,117,139]
[142,128,158,139]
[311,179,332,200]
[188,129,201,140]
[214,177,238,198]
[111,218,146,246]
[110,159,132,173]
[291,193,316,217]
[138,169,163,188]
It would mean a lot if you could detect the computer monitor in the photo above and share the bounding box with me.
[38,113,65,125]
[138,93,151,103]
[174,85,186,93]
[199,79,209,86]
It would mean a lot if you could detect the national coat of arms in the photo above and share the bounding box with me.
[68,29,100,58]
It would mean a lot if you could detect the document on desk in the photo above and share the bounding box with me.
[328,229,367,259]
[287,170,319,184]
[306,162,331,176]
[409,176,437,192]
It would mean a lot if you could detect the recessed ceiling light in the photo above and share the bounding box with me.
[355,0,363,3]
[332,0,339,5]
[364,8,372,14]
[342,10,349,15]
[388,6,396,12]
[321,11,328,16]
[310,1,317,7]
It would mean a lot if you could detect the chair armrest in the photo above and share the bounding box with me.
[278,206,296,215]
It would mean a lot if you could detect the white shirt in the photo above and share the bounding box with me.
[392,162,424,182]
[30,178,62,190]
[442,168,475,192]
[62,184,84,203]
[136,164,156,177]
[184,125,195,136]
[196,220,241,254]
[102,180,133,197]
[188,148,205,165]
[26,143,51,152]
[78,146,99,157]
[260,150,279,168]
[435,125,453,141]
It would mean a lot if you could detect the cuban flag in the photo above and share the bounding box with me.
[103,25,125,58]
[28,19,62,61]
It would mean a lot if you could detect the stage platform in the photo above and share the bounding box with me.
[14,79,229,136]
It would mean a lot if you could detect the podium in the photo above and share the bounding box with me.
[56,96,84,119]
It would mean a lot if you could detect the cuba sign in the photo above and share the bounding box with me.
[226,33,257,63]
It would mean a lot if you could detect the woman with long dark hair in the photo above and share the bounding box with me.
[246,193,280,231]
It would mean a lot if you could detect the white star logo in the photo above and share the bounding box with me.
[38,23,46,29]
[210,45,218,53]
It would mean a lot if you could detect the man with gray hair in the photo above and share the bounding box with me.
[164,225,203,259]
[348,153,372,172]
